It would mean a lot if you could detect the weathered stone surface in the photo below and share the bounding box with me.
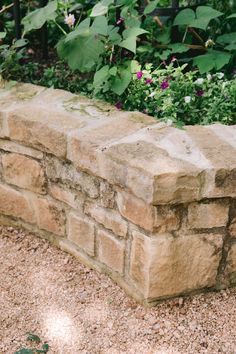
[130,231,223,299]
[2,153,46,194]
[225,243,236,284]
[85,202,128,238]
[188,202,229,229]
[32,197,65,236]
[100,180,115,208]
[117,190,156,231]
[0,139,43,159]
[67,213,95,256]
[97,230,125,274]
[229,218,236,238]
[0,112,8,138]
[0,183,35,223]
[155,205,181,232]
[49,184,84,210]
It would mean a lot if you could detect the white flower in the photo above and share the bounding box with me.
[207,74,212,81]
[149,91,156,97]
[184,96,191,104]
[216,72,224,79]
[64,14,75,27]
[195,78,204,85]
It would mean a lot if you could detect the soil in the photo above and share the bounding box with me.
[1,225,236,354]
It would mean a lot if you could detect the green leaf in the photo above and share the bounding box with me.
[0,32,6,39]
[119,36,137,54]
[57,35,104,72]
[12,39,28,49]
[93,65,109,88]
[217,32,236,44]
[144,0,158,15]
[109,66,117,76]
[123,27,148,39]
[227,13,236,19]
[190,6,223,30]
[22,1,57,33]
[173,9,195,26]
[90,0,113,17]
[27,333,41,343]
[193,50,231,73]
[91,16,108,36]
[130,60,141,73]
[168,43,189,53]
[111,64,132,95]
[225,43,236,51]
[14,349,34,354]
[108,26,121,44]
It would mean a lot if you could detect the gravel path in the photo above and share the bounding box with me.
[1,226,236,354]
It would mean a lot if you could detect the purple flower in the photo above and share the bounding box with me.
[145,78,153,85]
[116,17,124,25]
[160,80,169,90]
[196,89,204,97]
[136,71,143,80]
[115,101,122,110]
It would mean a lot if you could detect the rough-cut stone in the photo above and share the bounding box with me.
[155,205,181,232]
[130,231,223,299]
[85,203,127,238]
[2,153,46,194]
[97,230,125,274]
[0,112,8,138]
[32,197,65,236]
[0,183,35,223]
[49,184,84,210]
[188,202,229,229]
[229,218,236,238]
[67,213,95,256]
[225,243,236,284]
[0,139,43,159]
[100,180,115,208]
[117,190,156,231]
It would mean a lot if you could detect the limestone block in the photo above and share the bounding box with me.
[225,243,236,284]
[67,212,95,256]
[2,153,46,194]
[100,180,115,208]
[229,218,236,238]
[85,202,128,238]
[0,183,35,223]
[49,184,84,210]
[188,202,229,229]
[32,197,65,236]
[0,140,43,159]
[97,230,125,274]
[130,231,223,299]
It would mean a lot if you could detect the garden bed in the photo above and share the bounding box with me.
[0,82,236,304]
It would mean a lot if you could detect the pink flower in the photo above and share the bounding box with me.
[196,89,204,97]
[115,101,122,110]
[116,17,124,25]
[145,78,153,85]
[171,56,177,62]
[64,14,75,28]
[160,80,169,90]
[136,71,143,80]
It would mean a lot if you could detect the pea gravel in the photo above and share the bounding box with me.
[1,226,236,354]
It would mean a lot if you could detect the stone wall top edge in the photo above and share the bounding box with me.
[1,82,236,205]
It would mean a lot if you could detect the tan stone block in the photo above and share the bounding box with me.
[67,213,95,256]
[0,183,35,223]
[2,153,46,194]
[100,181,115,208]
[0,112,9,138]
[97,230,125,274]
[130,231,223,299]
[85,203,127,238]
[229,219,236,238]
[155,205,181,232]
[49,184,83,210]
[33,197,65,235]
[225,243,236,285]
[0,140,43,159]
[188,202,229,229]
[117,190,156,231]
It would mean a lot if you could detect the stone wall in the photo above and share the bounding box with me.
[0,82,236,305]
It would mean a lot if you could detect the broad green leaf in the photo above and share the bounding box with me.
[91,16,108,36]
[0,32,6,39]
[193,50,231,73]
[227,13,236,19]
[14,349,34,354]
[190,6,223,30]
[64,28,90,43]
[173,9,195,26]
[225,43,236,51]
[123,27,148,39]
[168,43,189,53]
[93,65,109,88]
[217,32,236,44]
[12,39,28,48]
[111,66,132,95]
[130,60,141,73]
[90,0,113,17]
[108,26,121,44]
[109,66,117,75]
[144,0,158,15]
[26,333,41,343]
[22,1,57,33]
[119,36,137,53]
[57,35,104,72]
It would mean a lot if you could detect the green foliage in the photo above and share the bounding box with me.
[14,333,49,354]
